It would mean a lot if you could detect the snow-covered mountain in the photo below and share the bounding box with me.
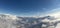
[0,14,60,28]
[15,16,60,28]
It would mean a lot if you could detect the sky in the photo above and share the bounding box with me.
[0,0,60,17]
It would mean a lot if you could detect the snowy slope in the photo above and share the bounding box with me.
[56,23,60,28]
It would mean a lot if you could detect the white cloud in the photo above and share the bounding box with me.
[40,8,60,18]
[0,14,18,28]
[0,14,17,20]
[0,13,60,28]
[48,8,60,18]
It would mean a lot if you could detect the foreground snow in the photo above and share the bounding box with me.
[56,23,60,28]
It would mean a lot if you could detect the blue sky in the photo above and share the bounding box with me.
[0,0,60,17]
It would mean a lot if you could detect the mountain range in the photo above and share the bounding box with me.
[0,14,60,28]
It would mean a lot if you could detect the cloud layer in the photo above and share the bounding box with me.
[0,14,60,28]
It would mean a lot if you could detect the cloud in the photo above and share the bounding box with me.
[0,14,17,20]
[39,8,60,18]
[0,14,18,28]
[48,8,60,18]
[0,14,60,28]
